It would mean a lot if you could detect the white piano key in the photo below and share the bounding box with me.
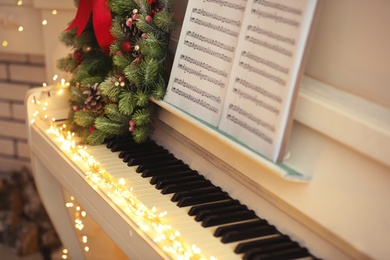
[84,143,244,258]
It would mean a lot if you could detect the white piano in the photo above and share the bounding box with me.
[26,74,390,259]
[25,0,390,258]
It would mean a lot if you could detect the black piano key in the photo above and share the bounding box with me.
[111,139,155,152]
[106,137,135,149]
[202,210,258,227]
[103,139,318,259]
[156,175,206,190]
[244,246,310,260]
[177,191,230,207]
[118,143,161,158]
[118,150,127,158]
[125,147,172,162]
[128,153,175,166]
[188,199,241,216]
[196,204,249,222]
[136,159,185,173]
[119,146,169,162]
[221,225,277,243]
[171,186,222,202]
[140,164,190,176]
[234,235,291,254]
[240,240,300,257]
[150,170,199,185]
[161,180,213,194]
[214,219,268,237]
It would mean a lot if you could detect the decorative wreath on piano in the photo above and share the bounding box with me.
[57,0,175,145]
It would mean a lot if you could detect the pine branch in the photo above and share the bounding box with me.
[95,117,128,135]
[110,19,127,41]
[124,63,141,86]
[82,53,112,75]
[151,76,167,99]
[140,34,166,59]
[136,15,165,37]
[100,78,121,102]
[109,0,136,16]
[132,124,149,143]
[132,108,151,125]
[80,76,105,87]
[57,55,77,73]
[133,0,149,14]
[113,53,133,70]
[135,90,149,107]
[69,85,85,104]
[140,58,159,87]
[74,110,96,127]
[59,30,78,48]
[154,11,176,33]
[104,103,120,117]
[105,103,131,122]
[87,129,108,145]
[119,91,136,115]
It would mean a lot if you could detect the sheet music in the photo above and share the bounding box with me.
[164,0,247,126]
[219,0,318,161]
[164,0,319,162]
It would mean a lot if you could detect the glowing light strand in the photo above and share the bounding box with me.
[45,123,211,260]
[63,196,90,259]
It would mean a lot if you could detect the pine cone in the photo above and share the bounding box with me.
[121,12,143,39]
[83,83,105,114]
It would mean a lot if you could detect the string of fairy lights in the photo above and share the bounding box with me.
[17,1,213,258]
[30,81,214,259]
[64,196,90,259]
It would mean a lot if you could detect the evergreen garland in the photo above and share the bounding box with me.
[57,0,175,145]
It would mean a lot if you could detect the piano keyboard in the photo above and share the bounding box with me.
[86,137,316,260]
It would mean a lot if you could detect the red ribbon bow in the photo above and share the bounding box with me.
[66,0,115,54]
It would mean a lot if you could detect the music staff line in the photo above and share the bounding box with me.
[180,54,229,78]
[239,60,287,87]
[192,8,242,27]
[232,86,280,116]
[241,51,289,75]
[203,0,246,12]
[173,78,222,104]
[228,103,276,132]
[225,112,273,144]
[190,17,239,38]
[184,40,232,63]
[178,63,225,88]
[251,8,300,28]
[253,0,302,16]
[170,86,219,114]
[245,34,293,58]
[186,31,235,53]
[235,77,282,104]
[247,25,296,46]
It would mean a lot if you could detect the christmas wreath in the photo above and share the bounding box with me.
[57,0,175,145]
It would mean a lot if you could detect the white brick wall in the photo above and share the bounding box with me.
[0,139,14,156]
[0,51,46,173]
[0,102,11,118]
